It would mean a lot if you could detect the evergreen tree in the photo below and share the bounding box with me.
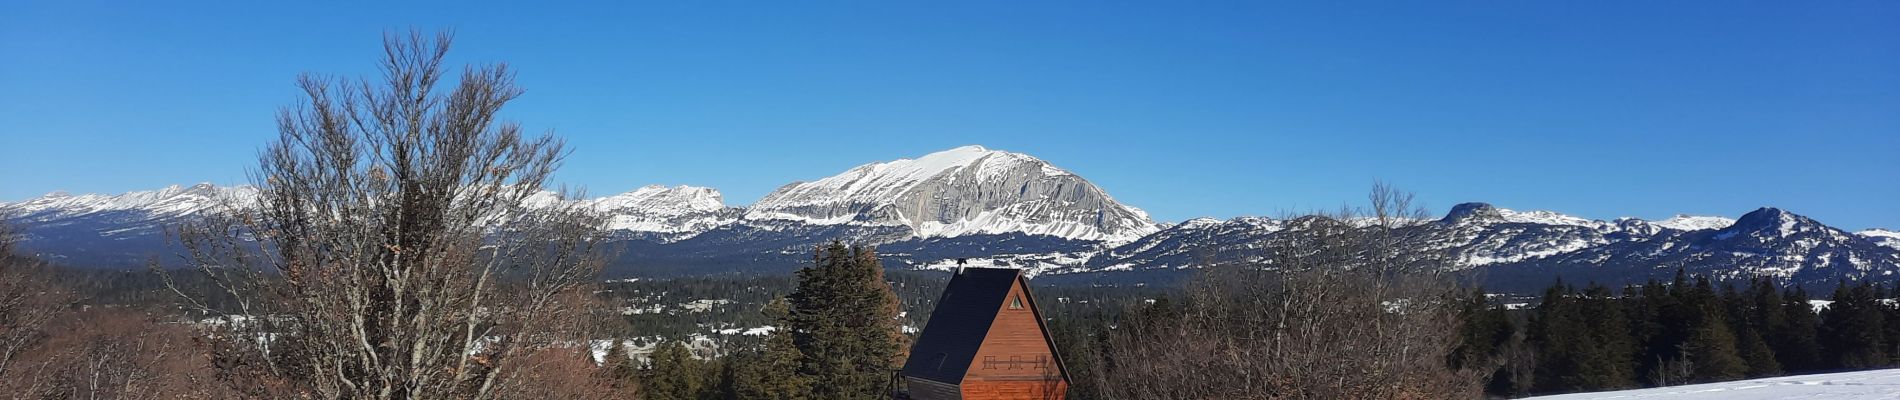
[1880,282,1900,365]
[1683,276,1747,382]
[1641,272,1701,386]
[1580,284,1637,388]
[1449,288,1512,374]
[1773,286,1824,373]
[1821,281,1889,369]
[1626,279,1672,386]
[1735,327,1782,377]
[788,242,906,400]
[1529,281,1630,393]
[1725,281,1781,377]
[728,298,812,400]
[601,339,640,390]
[713,356,743,400]
[644,340,707,400]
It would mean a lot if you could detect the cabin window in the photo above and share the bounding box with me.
[983,356,998,369]
[1009,356,1023,370]
[1009,296,1024,310]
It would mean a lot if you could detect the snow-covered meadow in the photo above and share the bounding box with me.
[1524,368,1900,399]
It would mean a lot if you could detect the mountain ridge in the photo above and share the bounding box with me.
[4,147,1896,291]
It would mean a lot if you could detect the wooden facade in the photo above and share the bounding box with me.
[900,268,1068,400]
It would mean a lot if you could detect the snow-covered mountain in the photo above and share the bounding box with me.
[1,146,1159,272]
[0,183,257,266]
[744,145,1159,243]
[1860,229,1900,250]
[1081,204,1900,290]
[0,182,748,264]
[5,146,1896,291]
[1651,215,1736,231]
[584,185,740,241]
[3,183,255,223]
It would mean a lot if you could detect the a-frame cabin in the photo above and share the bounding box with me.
[900,267,1069,400]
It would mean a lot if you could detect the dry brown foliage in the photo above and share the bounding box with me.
[0,308,234,400]
[1088,184,1486,399]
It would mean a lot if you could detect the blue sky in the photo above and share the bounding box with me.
[2,1,1896,229]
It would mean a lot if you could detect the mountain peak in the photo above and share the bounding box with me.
[944,144,989,153]
[1722,207,1821,238]
[1175,217,1225,230]
[591,185,727,213]
[746,145,1155,243]
[1441,202,1501,223]
[1734,207,1795,226]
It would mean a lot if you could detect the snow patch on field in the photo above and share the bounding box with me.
[1523,368,1900,399]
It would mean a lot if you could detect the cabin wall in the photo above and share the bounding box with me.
[961,380,1067,400]
[961,279,1066,400]
[905,377,962,400]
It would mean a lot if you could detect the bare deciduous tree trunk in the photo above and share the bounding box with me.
[164,30,611,400]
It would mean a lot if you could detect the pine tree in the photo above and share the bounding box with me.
[1639,272,1701,387]
[1626,279,1669,386]
[1530,281,1631,393]
[1683,276,1747,383]
[1821,281,1889,369]
[728,297,811,400]
[1880,282,1900,366]
[1773,286,1824,373]
[644,340,706,400]
[1528,282,1578,393]
[1449,288,1511,373]
[1580,284,1637,388]
[789,242,905,400]
[1726,280,1783,377]
[1735,327,1782,377]
[1683,310,1746,383]
[601,339,639,390]
[1719,281,1781,378]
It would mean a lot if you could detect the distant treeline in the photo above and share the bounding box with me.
[1448,270,1900,397]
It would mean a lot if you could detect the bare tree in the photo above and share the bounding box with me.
[1091,183,1481,399]
[164,30,612,400]
[0,308,233,400]
[0,219,68,380]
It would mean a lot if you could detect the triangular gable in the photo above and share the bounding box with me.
[964,275,1070,383]
[901,268,1023,384]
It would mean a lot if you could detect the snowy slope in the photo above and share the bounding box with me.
[1086,203,1900,289]
[584,185,739,237]
[1523,368,1900,399]
[0,183,258,266]
[1498,208,1608,229]
[1,183,740,237]
[745,145,1159,243]
[2,183,255,222]
[1652,215,1737,231]
[5,147,1895,281]
[1860,229,1900,250]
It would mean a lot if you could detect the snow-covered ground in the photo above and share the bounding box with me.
[1524,368,1900,399]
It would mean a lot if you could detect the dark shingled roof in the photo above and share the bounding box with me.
[901,267,1024,384]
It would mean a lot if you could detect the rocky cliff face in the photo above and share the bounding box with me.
[744,145,1159,243]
